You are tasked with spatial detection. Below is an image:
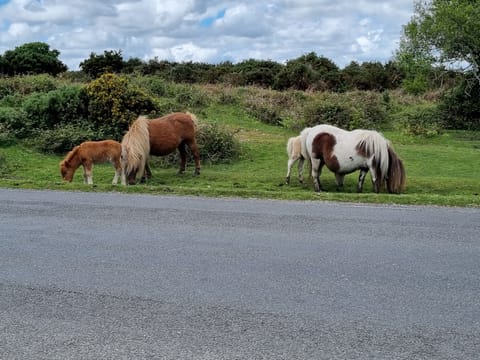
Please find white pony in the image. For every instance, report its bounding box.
[285,127,311,184]
[305,124,405,193]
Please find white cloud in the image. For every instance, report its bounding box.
[0,0,415,70]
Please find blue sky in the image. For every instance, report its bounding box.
[0,0,415,70]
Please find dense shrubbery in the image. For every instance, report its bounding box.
[31,123,96,154]
[196,122,242,163]
[22,85,87,129]
[392,104,443,137]
[297,91,389,131]
[440,76,480,131]
[0,74,58,98]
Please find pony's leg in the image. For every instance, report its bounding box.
[335,173,345,191]
[177,142,187,175]
[112,167,120,185]
[82,165,88,184]
[357,168,369,193]
[187,140,201,175]
[298,157,305,183]
[112,159,122,185]
[83,163,94,185]
[120,168,126,186]
[310,158,323,192]
[140,162,152,183]
[285,158,296,184]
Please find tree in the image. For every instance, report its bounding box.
[274,52,339,91]
[79,50,124,78]
[1,42,67,76]
[397,0,480,85]
[397,0,480,129]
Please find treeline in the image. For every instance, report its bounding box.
[82,50,408,92]
[0,42,456,93]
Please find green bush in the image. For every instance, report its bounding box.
[0,74,59,98]
[243,90,299,126]
[21,85,86,131]
[392,104,443,137]
[300,91,388,130]
[173,84,210,108]
[0,107,29,138]
[130,76,170,97]
[196,122,242,163]
[0,149,9,175]
[30,123,96,154]
[0,123,16,146]
[303,101,354,129]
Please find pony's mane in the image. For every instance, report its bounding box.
[61,145,80,166]
[121,116,150,176]
[355,129,390,180]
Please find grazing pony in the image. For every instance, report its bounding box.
[305,124,405,193]
[60,140,125,185]
[121,112,201,185]
[285,127,311,184]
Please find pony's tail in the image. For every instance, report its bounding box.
[121,116,150,179]
[186,111,199,132]
[286,137,296,157]
[386,147,406,194]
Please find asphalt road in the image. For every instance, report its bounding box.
[1,188,479,359]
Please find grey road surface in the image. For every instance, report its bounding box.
[0,188,479,359]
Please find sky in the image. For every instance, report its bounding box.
[0,0,415,71]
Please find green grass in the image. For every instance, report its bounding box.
[0,109,479,207]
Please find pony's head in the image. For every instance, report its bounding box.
[59,159,74,182]
[59,146,80,182]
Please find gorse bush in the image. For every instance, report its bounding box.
[84,73,158,139]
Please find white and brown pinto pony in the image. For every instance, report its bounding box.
[285,127,311,184]
[305,124,405,193]
[60,140,125,185]
[121,112,201,185]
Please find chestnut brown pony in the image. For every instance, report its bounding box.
[121,112,201,185]
[60,140,125,185]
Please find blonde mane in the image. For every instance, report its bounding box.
[354,130,390,181]
[121,116,151,178]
